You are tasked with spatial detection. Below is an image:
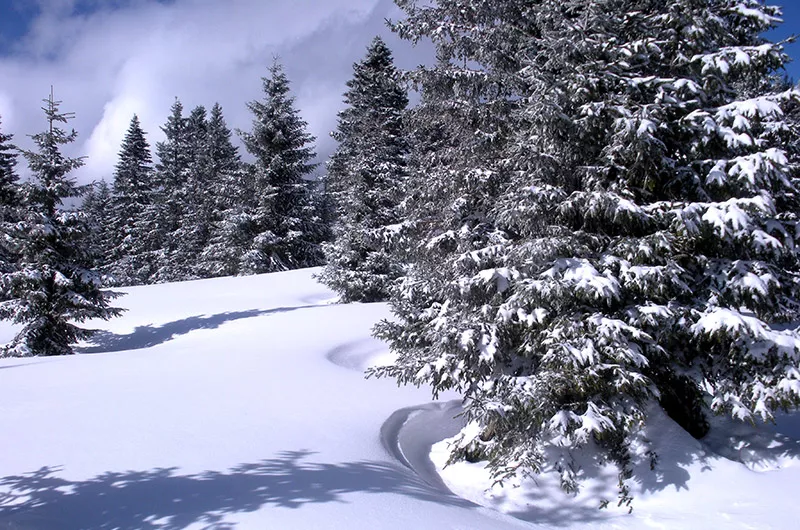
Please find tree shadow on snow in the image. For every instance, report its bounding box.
[629,408,800,495]
[460,409,714,525]
[0,362,48,371]
[0,450,471,530]
[701,411,800,473]
[77,306,316,354]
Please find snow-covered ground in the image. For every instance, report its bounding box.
[0,268,798,529]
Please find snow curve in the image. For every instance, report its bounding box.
[324,338,466,496]
[379,400,465,493]
[325,338,391,371]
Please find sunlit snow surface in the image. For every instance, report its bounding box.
[0,267,798,529]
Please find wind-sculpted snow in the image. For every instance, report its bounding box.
[325,338,465,494]
[325,338,393,371]
[379,400,464,493]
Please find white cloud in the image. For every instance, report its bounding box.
[0,92,15,131]
[0,0,428,183]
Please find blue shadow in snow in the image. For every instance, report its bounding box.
[78,306,315,354]
[0,450,470,530]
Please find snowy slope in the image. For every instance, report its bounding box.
[0,268,798,529]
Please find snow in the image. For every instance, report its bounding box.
[674,194,776,239]
[432,406,800,529]
[694,44,779,76]
[732,3,781,27]
[717,94,784,121]
[1,267,800,528]
[539,258,621,301]
[476,267,515,293]
[691,306,800,362]
[0,269,519,530]
[727,149,789,190]
[636,119,657,137]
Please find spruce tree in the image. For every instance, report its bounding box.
[197,103,248,278]
[371,0,800,501]
[238,61,326,273]
[82,180,114,274]
[318,37,409,302]
[207,103,240,176]
[169,105,210,281]
[152,99,190,283]
[0,92,123,357]
[109,114,158,286]
[0,116,20,276]
[0,116,17,216]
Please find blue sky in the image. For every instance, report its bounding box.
[766,1,800,82]
[0,1,798,183]
[0,1,176,52]
[0,3,27,53]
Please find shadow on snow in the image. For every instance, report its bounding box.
[78,306,317,354]
[0,450,471,530]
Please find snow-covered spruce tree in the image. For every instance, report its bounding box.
[167,104,211,281]
[371,0,524,404]
[82,180,114,273]
[108,114,159,286]
[0,116,20,276]
[197,103,248,278]
[237,61,326,273]
[0,116,18,215]
[0,93,123,357]
[318,37,409,302]
[151,99,191,283]
[371,0,800,502]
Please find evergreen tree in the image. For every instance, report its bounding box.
[82,180,114,274]
[202,205,259,277]
[237,61,326,273]
[0,116,18,217]
[109,114,158,285]
[0,92,123,357]
[152,99,190,283]
[169,105,211,281]
[0,116,20,276]
[318,37,409,302]
[371,0,800,502]
[207,103,241,176]
[197,103,248,278]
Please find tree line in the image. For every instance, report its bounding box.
[87,62,328,286]
[0,61,330,356]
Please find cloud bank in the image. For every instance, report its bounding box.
[0,0,428,183]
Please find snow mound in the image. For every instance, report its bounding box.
[326,337,396,371]
[704,412,800,472]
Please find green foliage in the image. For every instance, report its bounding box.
[82,180,115,275]
[108,114,159,285]
[0,116,19,276]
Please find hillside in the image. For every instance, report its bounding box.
[0,268,798,529]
